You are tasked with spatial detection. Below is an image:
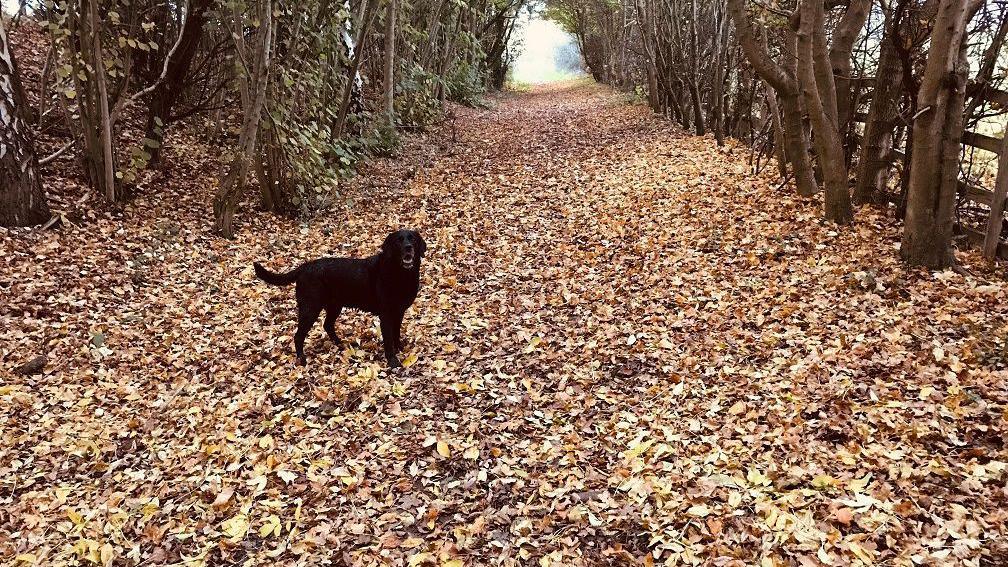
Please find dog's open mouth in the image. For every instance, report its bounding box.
[401,252,415,269]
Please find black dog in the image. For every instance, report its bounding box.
[254,230,426,368]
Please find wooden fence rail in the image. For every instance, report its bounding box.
[850,78,1008,261]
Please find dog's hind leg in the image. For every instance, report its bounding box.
[294,300,322,365]
[323,307,343,345]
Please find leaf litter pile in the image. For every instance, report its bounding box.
[3,82,1008,566]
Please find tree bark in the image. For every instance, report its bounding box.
[687,0,705,135]
[853,12,902,205]
[0,17,50,227]
[711,2,730,145]
[729,0,818,197]
[213,0,273,238]
[828,0,870,140]
[798,0,851,224]
[982,130,1008,261]
[143,0,213,166]
[963,13,1008,127]
[765,86,788,178]
[334,0,377,139]
[87,0,117,201]
[383,0,397,122]
[900,0,980,268]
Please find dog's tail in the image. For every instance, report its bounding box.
[254,262,302,286]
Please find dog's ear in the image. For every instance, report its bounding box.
[414,231,427,257]
[381,232,398,255]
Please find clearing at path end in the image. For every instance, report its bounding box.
[3,82,1007,565]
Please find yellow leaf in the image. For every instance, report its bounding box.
[464,446,480,459]
[401,537,424,549]
[409,552,435,567]
[67,509,84,525]
[100,543,115,566]
[728,401,746,415]
[141,498,160,520]
[247,475,268,492]
[686,504,710,517]
[747,468,770,487]
[764,507,778,529]
[402,352,418,367]
[812,474,838,490]
[847,541,875,565]
[221,513,250,540]
[437,440,451,458]
[15,554,37,565]
[625,438,655,460]
[259,514,281,538]
[524,336,542,353]
[848,473,872,493]
[73,538,101,562]
[443,560,464,567]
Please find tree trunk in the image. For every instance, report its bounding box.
[853,14,902,205]
[780,91,819,197]
[900,0,979,268]
[765,85,788,178]
[963,14,1008,127]
[798,0,851,224]
[0,18,50,227]
[711,3,730,146]
[828,0,870,144]
[213,0,273,239]
[383,0,397,122]
[729,0,818,197]
[87,0,117,201]
[144,0,213,166]
[688,0,705,135]
[334,0,377,139]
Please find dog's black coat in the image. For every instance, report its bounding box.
[254,230,426,368]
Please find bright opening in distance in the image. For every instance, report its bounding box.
[510,14,582,85]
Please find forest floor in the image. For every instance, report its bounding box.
[3,82,1008,566]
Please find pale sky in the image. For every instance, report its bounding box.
[511,15,580,84]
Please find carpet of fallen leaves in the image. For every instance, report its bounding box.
[3,81,1008,567]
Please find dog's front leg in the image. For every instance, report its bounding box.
[379,314,402,368]
[391,311,406,353]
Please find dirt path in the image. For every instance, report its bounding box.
[2,82,1007,565]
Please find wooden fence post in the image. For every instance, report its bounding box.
[983,131,1008,261]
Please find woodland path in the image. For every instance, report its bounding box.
[2,82,1007,565]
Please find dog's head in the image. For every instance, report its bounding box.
[382,230,426,271]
